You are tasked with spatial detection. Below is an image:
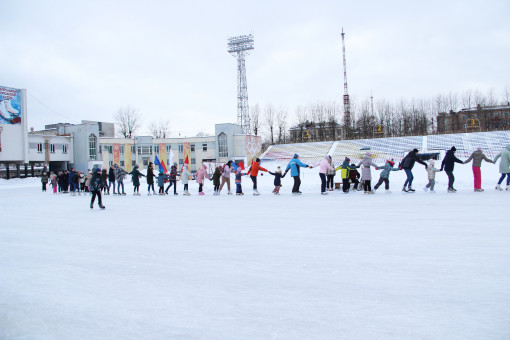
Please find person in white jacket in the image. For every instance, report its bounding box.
[181,164,192,196]
[312,156,335,195]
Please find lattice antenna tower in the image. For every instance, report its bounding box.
[341,28,351,137]
[228,34,254,134]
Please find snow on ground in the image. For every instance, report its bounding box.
[1,163,509,340]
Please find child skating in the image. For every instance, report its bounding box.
[213,166,221,195]
[195,164,211,195]
[423,159,441,193]
[157,169,168,195]
[374,159,399,193]
[181,164,192,196]
[268,166,286,195]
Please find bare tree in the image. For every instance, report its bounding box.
[250,104,261,136]
[462,89,473,109]
[276,107,288,144]
[196,131,211,137]
[114,105,142,138]
[503,86,510,105]
[264,104,275,145]
[487,88,497,106]
[149,120,170,138]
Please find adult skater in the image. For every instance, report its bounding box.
[440,146,464,192]
[312,155,335,195]
[146,162,156,195]
[493,144,510,191]
[114,164,128,195]
[247,158,268,195]
[284,154,312,195]
[165,162,178,195]
[108,165,116,195]
[129,164,145,195]
[400,148,427,192]
[463,147,494,192]
[41,172,48,192]
[357,152,379,194]
[218,160,233,195]
[89,168,106,209]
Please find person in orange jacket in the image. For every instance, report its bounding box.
[247,158,268,195]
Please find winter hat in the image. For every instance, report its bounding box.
[256,158,261,163]
[366,152,372,156]
[345,157,350,162]
[294,153,299,158]
[451,146,456,152]
[413,148,419,153]
[326,155,332,160]
[276,166,282,173]
[159,169,164,174]
[95,168,101,173]
[183,163,188,168]
[173,162,178,166]
[477,146,483,151]
[428,159,435,166]
[386,159,395,166]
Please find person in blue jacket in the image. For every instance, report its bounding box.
[284,154,312,195]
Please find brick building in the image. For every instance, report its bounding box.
[437,104,510,133]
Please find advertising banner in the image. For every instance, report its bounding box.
[125,144,132,172]
[113,143,120,165]
[183,142,191,165]
[159,143,167,167]
[0,86,22,125]
[245,135,262,165]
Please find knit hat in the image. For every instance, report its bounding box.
[345,157,350,162]
[413,148,419,153]
[173,162,178,166]
[366,152,372,156]
[95,168,101,173]
[294,154,299,158]
[256,158,261,163]
[386,159,395,166]
[159,169,164,173]
[451,146,456,152]
[326,155,332,160]
[276,166,282,174]
[477,146,483,151]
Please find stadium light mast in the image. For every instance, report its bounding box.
[341,28,351,138]
[228,34,254,135]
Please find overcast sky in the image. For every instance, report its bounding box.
[2,0,509,137]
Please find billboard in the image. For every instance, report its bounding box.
[0,86,22,125]
[245,135,262,165]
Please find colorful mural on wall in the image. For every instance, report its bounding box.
[0,86,22,125]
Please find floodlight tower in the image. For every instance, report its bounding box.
[341,28,351,138]
[228,34,254,134]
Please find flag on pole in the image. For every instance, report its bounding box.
[238,160,245,170]
[154,156,167,174]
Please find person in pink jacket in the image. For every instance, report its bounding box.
[313,155,335,195]
[195,164,211,195]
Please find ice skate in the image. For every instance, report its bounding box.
[228,191,233,195]
[402,186,408,192]
[321,192,328,195]
[448,188,457,193]
[253,190,260,196]
[99,204,105,209]
[495,184,503,191]
[506,186,510,191]
[199,192,205,196]
[174,193,179,196]
[423,187,428,192]
[385,189,392,194]
[429,189,436,193]
[407,187,415,192]
[90,203,93,209]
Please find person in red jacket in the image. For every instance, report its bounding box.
[247,158,268,195]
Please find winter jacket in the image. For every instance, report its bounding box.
[350,168,360,181]
[147,166,155,184]
[168,165,178,181]
[68,171,75,185]
[235,168,245,184]
[85,173,92,187]
[357,155,379,181]
[101,170,108,184]
[464,150,493,168]
[377,163,399,179]
[195,165,211,184]
[335,160,359,180]
[157,173,168,187]
[89,172,106,192]
[114,164,128,182]
[493,145,510,174]
[222,164,232,178]
[326,160,336,176]
[50,177,57,187]
[212,168,221,186]
[181,168,191,185]
[285,158,309,177]
[401,151,427,170]
[313,157,335,174]
[427,166,440,180]
[41,174,48,183]
[441,150,463,172]
[129,167,145,186]
[108,167,115,181]
[268,171,285,186]
[248,161,268,177]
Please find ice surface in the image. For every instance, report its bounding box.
[1,163,509,339]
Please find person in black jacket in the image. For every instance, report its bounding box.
[146,162,156,195]
[89,168,106,209]
[108,165,116,195]
[268,166,286,195]
[440,146,464,192]
[400,149,427,192]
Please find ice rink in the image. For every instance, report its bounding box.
[1,163,509,339]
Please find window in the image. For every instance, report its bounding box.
[166,145,172,153]
[63,144,68,154]
[202,143,207,151]
[191,158,196,165]
[50,144,55,153]
[120,160,125,166]
[89,134,97,160]
[179,159,183,164]
[132,160,136,166]
[137,146,152,155]
[154,145,159,154]
[143,159,148,166]
[191,144,195,151]
[218,133,228,157]
[37,143,43,153]
[109,161,113,166]
[178,144,183,152]
[131,146,135,153]
[119,145,124,154]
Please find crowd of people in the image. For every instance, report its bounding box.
[38,144,510,209]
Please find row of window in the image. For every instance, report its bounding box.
[35,143,68,154]
[108,158,198,167]
[102,143,209,154]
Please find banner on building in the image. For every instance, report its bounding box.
[245,135,262,165]
[124,144,132,172]
[183,142,191,165]
[113,143,120,165]
[159,143,167,167]
[0,86,22,125]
